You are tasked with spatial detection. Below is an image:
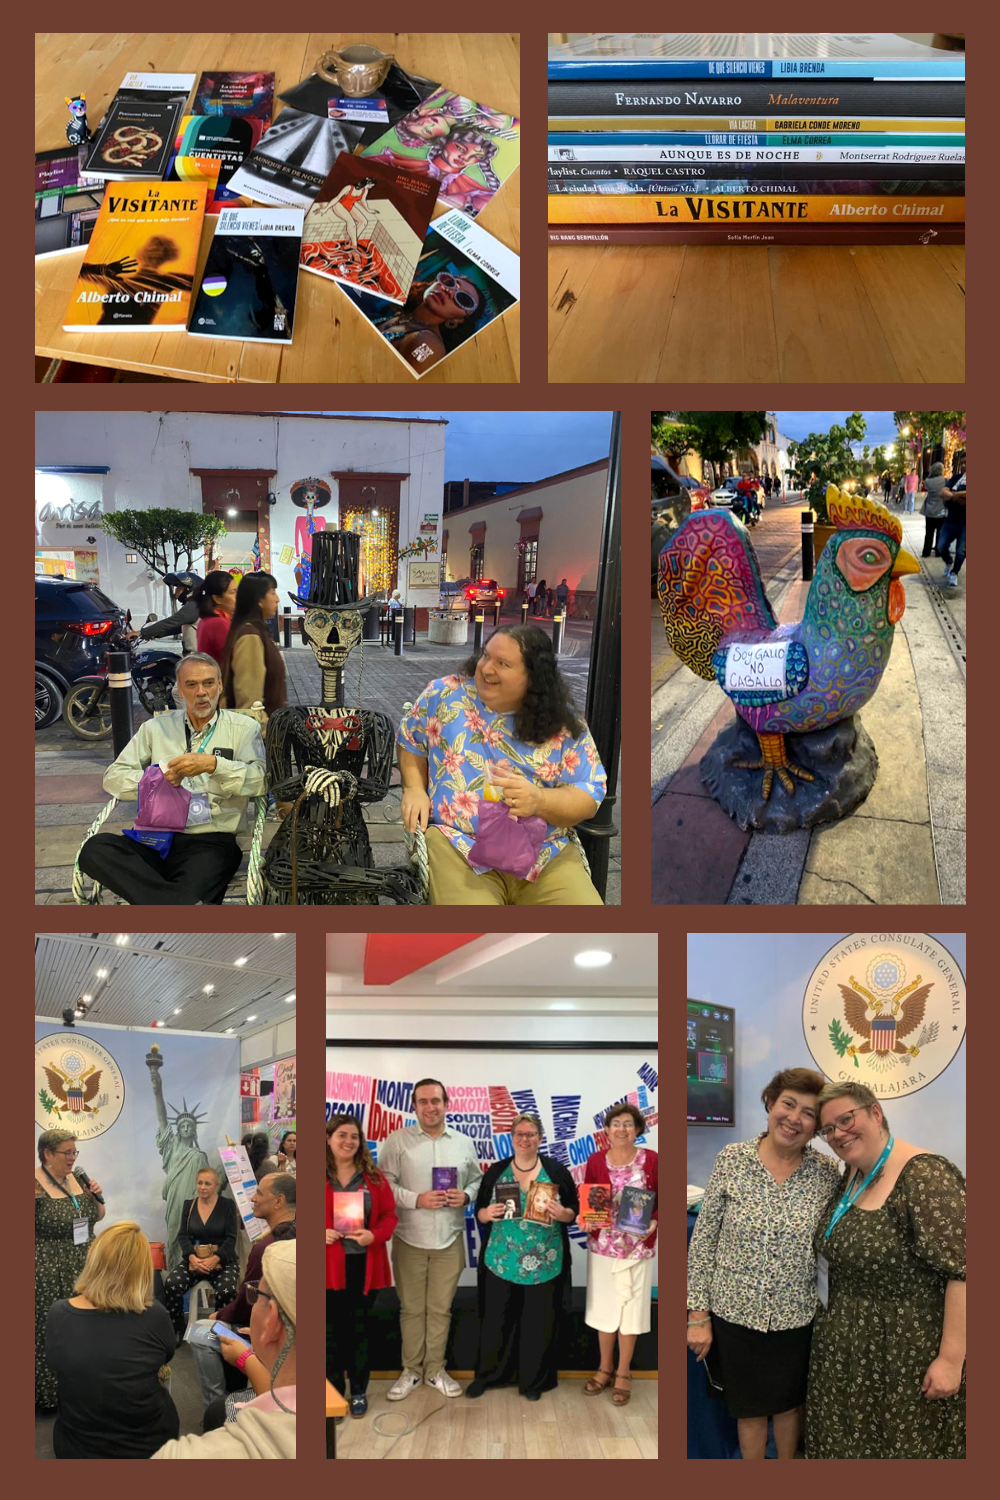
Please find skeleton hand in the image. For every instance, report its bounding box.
[302,767,358,807]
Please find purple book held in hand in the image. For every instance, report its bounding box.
[433,1166,458,1191]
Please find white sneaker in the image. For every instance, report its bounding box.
[386,1370,422,1401]
[425,1369,464,1397]
[947,573,960,587]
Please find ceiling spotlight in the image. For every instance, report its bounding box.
[174,1008,182,1015]
[116,934,128,945]
[273,933,285,938]
[234,956,248,966]
[284,993,295,1004]
[96,968,108,978]
[225,1027,235,1034]
[82,994,92,1003]
[203,984,215,994]
[246,1015,257,1023]
[574,950,613,968]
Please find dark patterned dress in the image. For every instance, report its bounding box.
[806,1154,966,1458]
[35,1190,101,1407]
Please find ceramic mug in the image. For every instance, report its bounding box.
[317,44,393,97]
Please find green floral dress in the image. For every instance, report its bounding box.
[35,1190,101,1407]
[484,1166,563,1285]
[805,1154,966,1459]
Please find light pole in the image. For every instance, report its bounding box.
[576,412,620,900]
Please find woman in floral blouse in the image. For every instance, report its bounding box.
[584,1103,659,1407]
[397,626,606,904]
[686,1067,840,1459]
[468,1114,579,1401]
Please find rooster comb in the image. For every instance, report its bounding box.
[827,484,902,544]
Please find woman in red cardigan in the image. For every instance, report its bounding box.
[582,1103,658,1407]
[193,571,238,667]
[326,1114,398,1419]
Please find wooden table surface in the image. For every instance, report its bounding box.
[326,1380,349,1417]
[35,33,520,383]
[548,240,965,382]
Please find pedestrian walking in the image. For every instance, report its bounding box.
[936,457,966,587]
[545,586,554,616]
[526,579,537,611]
[555,578,570,613]
[919,463,949,559]
[534,579,547,617]
[881,471,893,505]
[904,469,918,513]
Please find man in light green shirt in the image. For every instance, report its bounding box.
[77,653,265,904]
[380,1078,483,1402]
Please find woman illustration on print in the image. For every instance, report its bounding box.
[291,477,331,602]
[366,266,491,374]
[366,89,516,217]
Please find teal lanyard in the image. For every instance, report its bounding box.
[185,712,219,757]
[824,1135,894,1239]
[43,1167,80,1211]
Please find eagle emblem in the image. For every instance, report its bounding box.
[43,1061,103,1115]
[828,953,940,1073]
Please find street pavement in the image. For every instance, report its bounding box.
[651,493,965,905]
[36,610,620,905]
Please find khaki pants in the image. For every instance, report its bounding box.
[426,826,603,905]
[391,1234,466,1376]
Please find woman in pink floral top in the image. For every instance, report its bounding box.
[582,1104,658,1406]
[397,626,606,904]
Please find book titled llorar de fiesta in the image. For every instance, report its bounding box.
[188,207,304,344]
[62,181,208,331]
[548,194,964,224]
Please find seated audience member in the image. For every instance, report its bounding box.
[261,1131,297,1179]
[163,1168,241,1340]
[327,1113,398,1417]
[397,627,607,905]
[77,653,265,905]
[187,1173,296,1419]
[45,1222,179,1460]
[245,1131,271,1181]
[152,1240,296,1459]
[194,571,239,666]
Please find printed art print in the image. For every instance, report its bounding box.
[361,87,520,218]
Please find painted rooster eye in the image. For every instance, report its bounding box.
[862,551,879,564]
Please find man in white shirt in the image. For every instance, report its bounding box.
[77,653,265,904]
[379,1079,483,1400]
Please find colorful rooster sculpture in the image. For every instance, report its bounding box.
[658,484,920,798]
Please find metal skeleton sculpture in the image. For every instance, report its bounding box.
[262,530,422,904]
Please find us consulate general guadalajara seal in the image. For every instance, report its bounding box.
[35,1032,126,1139]
[802,933,966,1098]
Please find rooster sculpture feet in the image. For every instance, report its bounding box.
[734,732,816,800]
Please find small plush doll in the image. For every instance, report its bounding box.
[65,94,91,146]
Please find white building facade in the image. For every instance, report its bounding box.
[35,411,447,625]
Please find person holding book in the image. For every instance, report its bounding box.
[378,1079,483,1401]
[584,1102,660,1408]
[468,1112,578,1402]
[326,1113,398,1419]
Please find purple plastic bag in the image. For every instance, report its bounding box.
[468,799,547,880]
[134,765,192,832]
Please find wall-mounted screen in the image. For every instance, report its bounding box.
[687,998,735,1125]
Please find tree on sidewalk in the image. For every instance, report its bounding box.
[101,509,228,578]
[893,411,966,480]
[785,412,868,520]
[652,411,769,477]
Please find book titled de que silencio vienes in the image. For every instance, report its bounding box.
[547,33,966,81]
[301,151,440,306]
[62,180,208,332]
[337,207,520,380]
[332,1191,365,1235]
[547,194,965,224]
[188,207,304,343]
[616,1185,655,1235]
[494,1182,522,1218]
[432,1166,459,1191]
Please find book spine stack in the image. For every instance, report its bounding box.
[547,40,965,246]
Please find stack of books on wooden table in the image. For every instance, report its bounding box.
[547,33,965,246]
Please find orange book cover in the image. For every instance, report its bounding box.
[548,193,965,224]
[63,180,208,331]
[578,1182,613,1230]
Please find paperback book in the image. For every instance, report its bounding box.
[577,1183,613,1230]
[616,1185,655,1235]
[62,180,208,331]
[550,132,963,149]
[165,146,223,211]
[169,115,266,211]
[187,207,304,344]
[547,33,966,80]
[361,87,520,219]
[548,194,965,224]
[35,145,104,257]
[194,70,274,123]
[549,138,964,165]
[226,108,363,209]
[301,151,439,304]
[548,79,965,119]
[549,177,964,196]
[547,159,965,181]
[432,1166,459,1191]
[332,1191,365,1235]
[523,1180,558,1224]
[82,72,195,181]
[337,208,520,379]
[494,1182,522,1218]
[549,115,965,135]
[548,222,966,245]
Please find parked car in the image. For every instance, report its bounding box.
[652,455,711,582]
[464,578,504,617]
[35,575,129,729]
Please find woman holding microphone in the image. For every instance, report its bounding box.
[35,1129,106,1408]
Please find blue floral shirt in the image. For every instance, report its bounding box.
[397,675,607,881]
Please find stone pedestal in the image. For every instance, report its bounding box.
[700,714,879,832]
[428,612,468,646]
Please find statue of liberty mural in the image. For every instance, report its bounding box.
[144,1044,210,1269]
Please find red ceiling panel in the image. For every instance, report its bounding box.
[363,934,485,987]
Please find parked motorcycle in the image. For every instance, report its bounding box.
[62,638,180,739]
[732,485,762,528]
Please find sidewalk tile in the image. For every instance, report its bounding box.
[651,789,749,904]
[36,775,108,804]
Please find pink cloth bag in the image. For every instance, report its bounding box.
[468,799,547,880]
